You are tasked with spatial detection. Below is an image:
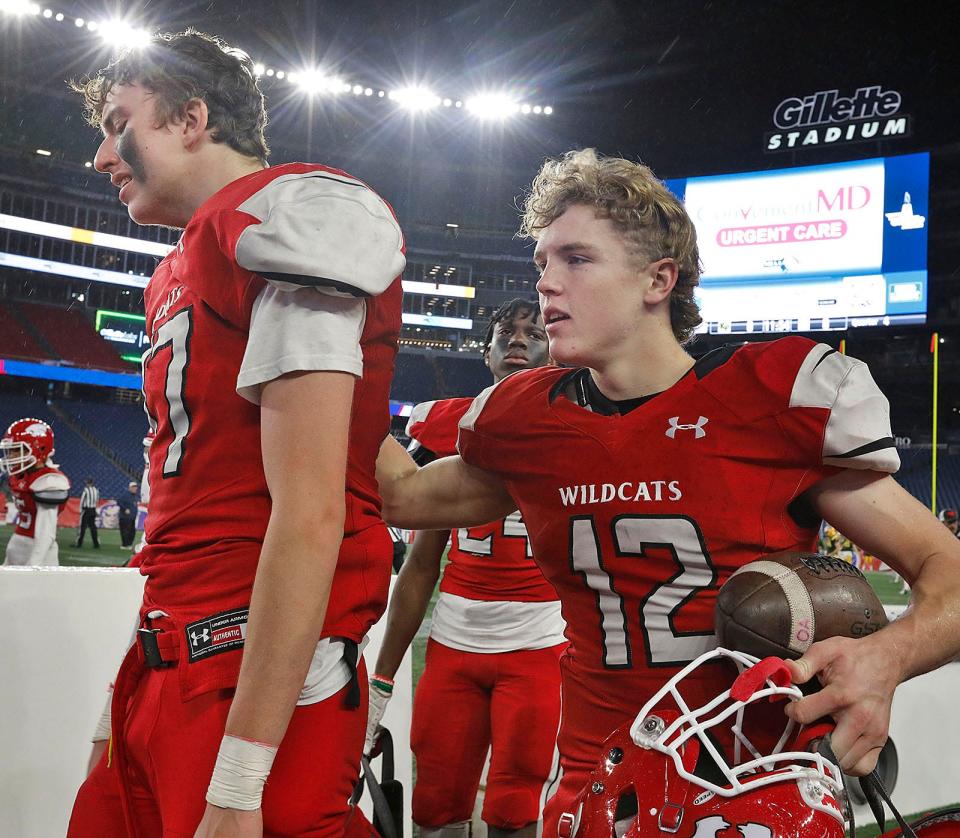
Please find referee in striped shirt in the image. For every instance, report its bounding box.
[76,477,100,549]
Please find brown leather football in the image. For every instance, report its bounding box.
[715,551,888,660]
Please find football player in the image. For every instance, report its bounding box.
[366,300,565,838]
[377,149,960,833]
[68,30,404,837]
[130,429,153,561]
[0,418,70,566]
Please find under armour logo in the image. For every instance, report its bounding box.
[665,416,709,439]
[190,628,210,646]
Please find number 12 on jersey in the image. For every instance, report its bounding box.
[570,514,718,669]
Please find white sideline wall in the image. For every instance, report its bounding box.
[0,567,413,838]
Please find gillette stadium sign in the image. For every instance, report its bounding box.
[765,85,911,152]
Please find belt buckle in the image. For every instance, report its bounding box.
[138,628,167,668]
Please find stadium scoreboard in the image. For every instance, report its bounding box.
[666,152,929,335]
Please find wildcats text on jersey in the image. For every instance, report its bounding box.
[558,480,683,507]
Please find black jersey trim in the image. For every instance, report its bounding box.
[549,368,661,416]
[258,271,371,298]
[812,348,837,371]
[692,344,739,380]
[830,436,896,459]
[410,445,438,466]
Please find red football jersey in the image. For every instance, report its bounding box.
[140,163,403,696]
[458,338,898,718]
[9,466,69,537]
[406,398,558,602]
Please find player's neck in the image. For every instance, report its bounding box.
[589,335,694,401]
[175,151,265,226]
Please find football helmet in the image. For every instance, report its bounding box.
[0,418,55,476]
[558,648,846,838]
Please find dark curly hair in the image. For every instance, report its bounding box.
[71,29,269,165]
[521,148,702,344]
[483,298,542,356]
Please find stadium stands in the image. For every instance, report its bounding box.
[894,446,960,512]
[16,301,127,371]
[0,394,137,499]
[0,301,51,361]
[54,400,146,476]
[390,353,437,404]
[434,353,489,397]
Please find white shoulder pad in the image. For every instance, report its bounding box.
[30,471,70,503]
[458,381,501,435]
[404,400,437,439]
[235,171,406,298]
[789,344,899,472]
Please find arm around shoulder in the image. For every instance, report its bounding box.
[377,435,516,530]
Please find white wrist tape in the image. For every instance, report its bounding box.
[205,734,278,811]
[92,685,113,743]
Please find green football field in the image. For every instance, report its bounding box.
[0,524,133,567]
[2,528,944,832]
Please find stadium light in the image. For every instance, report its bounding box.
[465,93,519,120]
[389,86,441,112]
[295,69,341,95]
[98,18,151,48]
[0,1,41,16]
[253,63,265,76]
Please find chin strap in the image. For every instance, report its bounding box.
[858,769,916,838]
[815,735,916,838]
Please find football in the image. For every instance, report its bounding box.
[715,551,888,660]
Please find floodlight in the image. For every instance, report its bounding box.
[98,19,151,47]
[42,8,51,17]
[442,98,452,107]
[295,69,325,94]
[0,1,40,15]
[275,70,285,79]
[465,93,519,120]
[543,105,553,115]
[74,17,84,26]
[35,149,51,156]
[520,104,531,114]
[352,84,363,95]
[253,63,265,76]
[54,11,61,19]
[364,87,373,96]
[390,86,441,112]
[266,68,274,77]
[532,105,542,114]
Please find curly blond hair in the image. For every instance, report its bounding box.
[520,148,702,343]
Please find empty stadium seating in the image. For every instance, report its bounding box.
[894,446,960,512]
[16,301,127,371]
[0,394,137,499]
[0,302,50,362]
